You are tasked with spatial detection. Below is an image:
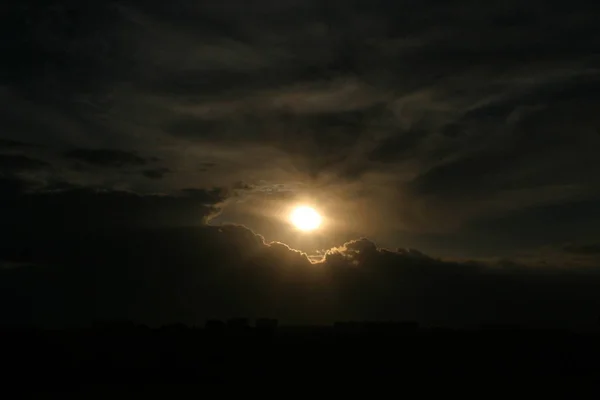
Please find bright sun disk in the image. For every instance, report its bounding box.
[290,206,322,231]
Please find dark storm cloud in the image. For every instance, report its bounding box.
[0,176,28,196]
[2,0,600,260]
[368,126,428,164]
[166,118,222,140]
[410,74,600,197]
[324,238,434,266]
[563,243,600,255]
[1,1,132,98]
[0,139,40,149]
[142,167,172,179]
[2,225,600,329]
[410,151,517,197]
[0,178,228,235]
[180,187,230,204]
[64,149,148,168]
[198,162,217,172]
[0,154,49,172]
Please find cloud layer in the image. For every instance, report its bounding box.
[2,1,600,328]
[3,1,600,247]
[2,222,600,329]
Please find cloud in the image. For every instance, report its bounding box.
[0,176,28,196]
[180,187,229,203]
[0,179,229,234]
[63,149,148,168]
[324,238,433,265]
[5,0,600,336]
[563,243,600,255]
[0,138,39,149]
[0,154,49,173]
[142,167,172,179]
[2,1,132,97]
[2,0,600,260]
[2,223,600,329]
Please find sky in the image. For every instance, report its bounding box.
[2,0,600,329]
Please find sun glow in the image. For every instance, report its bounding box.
[290,206,322,231]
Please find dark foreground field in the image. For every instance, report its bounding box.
[3,321,600,390]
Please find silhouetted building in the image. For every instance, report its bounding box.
[334,321,364,335]
[256,318,278,330]
[160,323,189,334]
[362,321,419,334]
[93,320,136,332]
[227,318,249,330]
[205,319,225,334]
[480,323,523,331]
[391,321,419,332]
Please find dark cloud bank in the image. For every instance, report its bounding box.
[63,148,148,168]
[2,0,600,240]
[1,180,600,331]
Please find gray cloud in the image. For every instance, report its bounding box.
[0,139,40,149]
[3,224,600,328]
[0,182,228,235]
[2,0,600,258]
[563,243,600,255]
[64,149,148,168]
[0,154,49,173]
[142,167,172,179]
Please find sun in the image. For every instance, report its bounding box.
[290,206,322,231]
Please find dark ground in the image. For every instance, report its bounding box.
[3,320,600,390]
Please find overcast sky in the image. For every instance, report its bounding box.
[2,1,600,328]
